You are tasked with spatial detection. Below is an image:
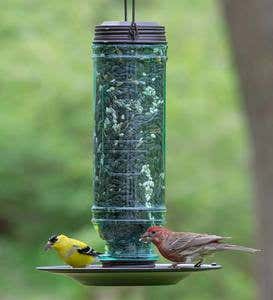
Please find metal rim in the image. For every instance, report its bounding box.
[37,263,222,273]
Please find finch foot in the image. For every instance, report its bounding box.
[170,263,179,269]
[194,260,203,268]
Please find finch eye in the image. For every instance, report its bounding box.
[151,231,156,235]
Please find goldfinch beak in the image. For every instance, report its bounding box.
[44,242,52,251]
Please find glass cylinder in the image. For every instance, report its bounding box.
[92,22,167,264]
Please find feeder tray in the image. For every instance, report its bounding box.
[37,263,222,286]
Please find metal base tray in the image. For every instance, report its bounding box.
[37,263,221,286]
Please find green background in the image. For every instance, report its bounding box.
[0,0,257,299]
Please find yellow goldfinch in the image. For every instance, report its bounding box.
[45,234,102,268]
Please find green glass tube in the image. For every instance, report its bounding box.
[92,42,167,263]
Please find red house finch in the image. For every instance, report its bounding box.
[140,226,261,268]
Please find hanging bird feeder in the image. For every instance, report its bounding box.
[37,0,221,285]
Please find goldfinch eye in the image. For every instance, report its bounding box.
[49,234,58,243]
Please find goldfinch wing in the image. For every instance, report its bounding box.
[69,238,88,248]
[77,246,102,256]
[64,245,81,259]
[64,245,96,259]
[66,238,102,257]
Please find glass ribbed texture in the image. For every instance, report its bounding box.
[92,44,167,262]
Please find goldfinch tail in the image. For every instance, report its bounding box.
[92,251,103,257]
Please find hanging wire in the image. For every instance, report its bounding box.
[123,0,136,23]
[124,0,128,21]
[132,0,135,23]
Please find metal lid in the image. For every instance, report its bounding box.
[93,21,167,44]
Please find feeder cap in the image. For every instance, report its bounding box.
[93,21,167,44]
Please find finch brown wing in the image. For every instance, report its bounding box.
[165,232,228,253]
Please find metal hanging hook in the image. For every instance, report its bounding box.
[129,0,138,40]
[124,0,138,40]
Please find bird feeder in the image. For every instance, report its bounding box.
[92,17,167,267]
[38,0,221,285]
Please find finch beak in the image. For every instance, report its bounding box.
[139,233,151,243]
[44,242,52,251]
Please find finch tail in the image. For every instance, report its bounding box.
[220,244,262,253]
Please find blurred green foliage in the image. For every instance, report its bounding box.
[0,0,257,299]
